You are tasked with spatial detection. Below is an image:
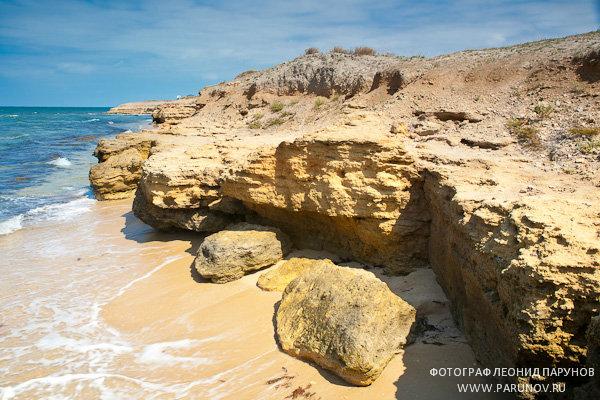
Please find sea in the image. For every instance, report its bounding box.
[0,107,151,236]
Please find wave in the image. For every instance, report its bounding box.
[0,114,18,118]
[0,214,24,235]
[0,197,94,236]
[83,118,100,123]
[47,157,72,168]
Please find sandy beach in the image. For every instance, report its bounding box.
[0,199,508,399]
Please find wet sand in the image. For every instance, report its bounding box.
[0,199,507,399]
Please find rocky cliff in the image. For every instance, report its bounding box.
[93,32,600,397]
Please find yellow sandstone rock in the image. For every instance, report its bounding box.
[276,265,416,386]
[257,257,336,291]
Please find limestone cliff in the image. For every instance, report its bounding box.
[93,32,600,396]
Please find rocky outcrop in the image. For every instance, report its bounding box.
[257,257,336,291]
[89,148,144,200]
[93,133,154,162]
[246,53,413,97]
[131,143,255,231]
[89,133,157,200]
[276,265,416,386]
[194,223,292,283]
[423,164,600,389]
[132,188,234,232]
[223,136,430,274]
[107,100,180,115]
[151,97,203,125]
[91,31,600,396]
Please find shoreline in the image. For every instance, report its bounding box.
[0,199,505,399]
[0,108,153,237]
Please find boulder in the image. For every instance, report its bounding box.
[257,257,336,291]
[275,265,416,386]
[194,223,292,283]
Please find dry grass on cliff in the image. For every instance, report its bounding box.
[569,127,600,136]
[507,118,542,148]
[353,46,377,56]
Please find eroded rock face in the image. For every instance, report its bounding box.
[89,148,144,200]
[423,167,600,385]
[132,188,234,232]
[194,223,292,283]
[574,316,600,399]
[151,98,202,125]
[223,137,430,274]
[130,143,257,231]
[257,257,336,291]
[276,265,416,386]
[89,133,156,199]
[249,53,409,97]
[90,32,600,395]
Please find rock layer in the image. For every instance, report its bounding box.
[223,136,430,274]
[276,265,416,386]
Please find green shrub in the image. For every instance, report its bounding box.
[247,120,262,129]
[533,104,554,119]
[506,118,541,147]
[569,127,600,136]
[578,139,600,154]
[270,101,285,113]
[247,113,263,129]
[314,97,327,110]
[264,117,285,127]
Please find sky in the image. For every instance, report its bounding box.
[0,0,598,107]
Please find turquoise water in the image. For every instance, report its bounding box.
[0,107,151,234]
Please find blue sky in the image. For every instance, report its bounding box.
[0,0,598,107]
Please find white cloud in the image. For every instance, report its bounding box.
[0,0,598,104]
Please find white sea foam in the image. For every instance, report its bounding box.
[27,197,94,222]
[138,339,213,366]
[107,121,114,125]
[0,197,93,236]
[47,157,72,167]
[0,214,23,235]
[83,118,100,122]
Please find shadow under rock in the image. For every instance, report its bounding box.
[120,211,204,254]
[189,261,212,284]
[394,342,514,400]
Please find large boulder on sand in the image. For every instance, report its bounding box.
[275,265,416,386]
[257,257,336,291]
[194,223,291,283]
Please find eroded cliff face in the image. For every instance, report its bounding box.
[91,32,600,396]
[424,166,600,377]
[222,137,430,273]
